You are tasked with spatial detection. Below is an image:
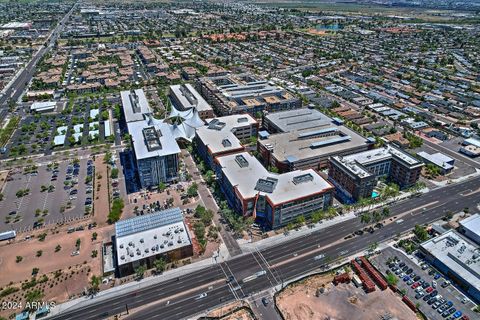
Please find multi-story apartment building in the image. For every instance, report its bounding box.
[196,73,301,116]
[328,145,423,203]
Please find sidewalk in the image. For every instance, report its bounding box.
[48,244,231,317]
[239,211,357,252]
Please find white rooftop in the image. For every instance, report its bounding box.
[128,116,181,160]
[115,208,191,266]
[216,152,333,204]
[417,151,454,171]
[421,230,480,294]
[459,214,480,242]
[30,101,56,112]
[196,114,257,155]
[121,89,152,123]
[170,84,212,112]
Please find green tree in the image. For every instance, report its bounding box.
[135,265,146,280]
[204,170,215,185]
[16,256,23,263]
[414,224,428,242]
[55,245,61,252]
[25,290,44,310]
[158,182,166,192]
[386,273,398,286]
[154,257,166,274]
[382,207,390,218]
[295,215,306,227]
[360,213,371,224]
[89,275,101,294]
[187,182,198,197]
[110,168,119,179]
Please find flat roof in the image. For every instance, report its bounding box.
[259,124,369,164]
[332,145,422,178]
[417,151,454,170]
[421,230,480,293]
[115,208,191,266]
[128,117,181,160]
[170,84,212,112]
[216,152,333,205]
[30,101,56,111]
[459,214,480,243]
[196,114,257,155]
[265,108,333,133]
[121,89,152,123]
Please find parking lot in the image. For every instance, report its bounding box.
[1,96,119,160]
[0,158,95,233]
[372,247,476,320]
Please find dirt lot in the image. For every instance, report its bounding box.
[276,272,417,320]
[93,155,110,226]
[0,224,114,318]
[207,301,254,320]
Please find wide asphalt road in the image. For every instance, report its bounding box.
[47,175,480,320]
[0,3,76,121]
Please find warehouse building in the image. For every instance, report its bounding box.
[113,208,193,277]
[197,73,301,116]
[215,152,334,229]
[258,109,371,172]
[328,145,423,203]
[169,84,214,120]
[420,229,480,303]
[195,114,258,169]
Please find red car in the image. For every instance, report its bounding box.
[425,287,434,293]
[411,282,419,289]
[461,316,469,320]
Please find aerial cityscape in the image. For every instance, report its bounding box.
[0,0,479,319]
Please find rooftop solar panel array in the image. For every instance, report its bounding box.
[115,207,183,238]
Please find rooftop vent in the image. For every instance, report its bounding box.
[235,155,249,168]
[293,173,314,185]
[255,177,278,193]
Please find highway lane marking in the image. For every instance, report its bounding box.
[82,280,226,320]
[461,187,480,197]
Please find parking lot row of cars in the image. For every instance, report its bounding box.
[387,259,469,320]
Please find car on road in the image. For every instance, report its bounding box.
[196,293,207,299]
[262,297,269,306]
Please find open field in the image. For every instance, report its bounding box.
[256,1,475,21]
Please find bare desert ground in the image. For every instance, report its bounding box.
[277,273,417,320]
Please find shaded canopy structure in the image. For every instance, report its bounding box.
[166,104,205,141]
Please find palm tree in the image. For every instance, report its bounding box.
[360,213,371,224]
